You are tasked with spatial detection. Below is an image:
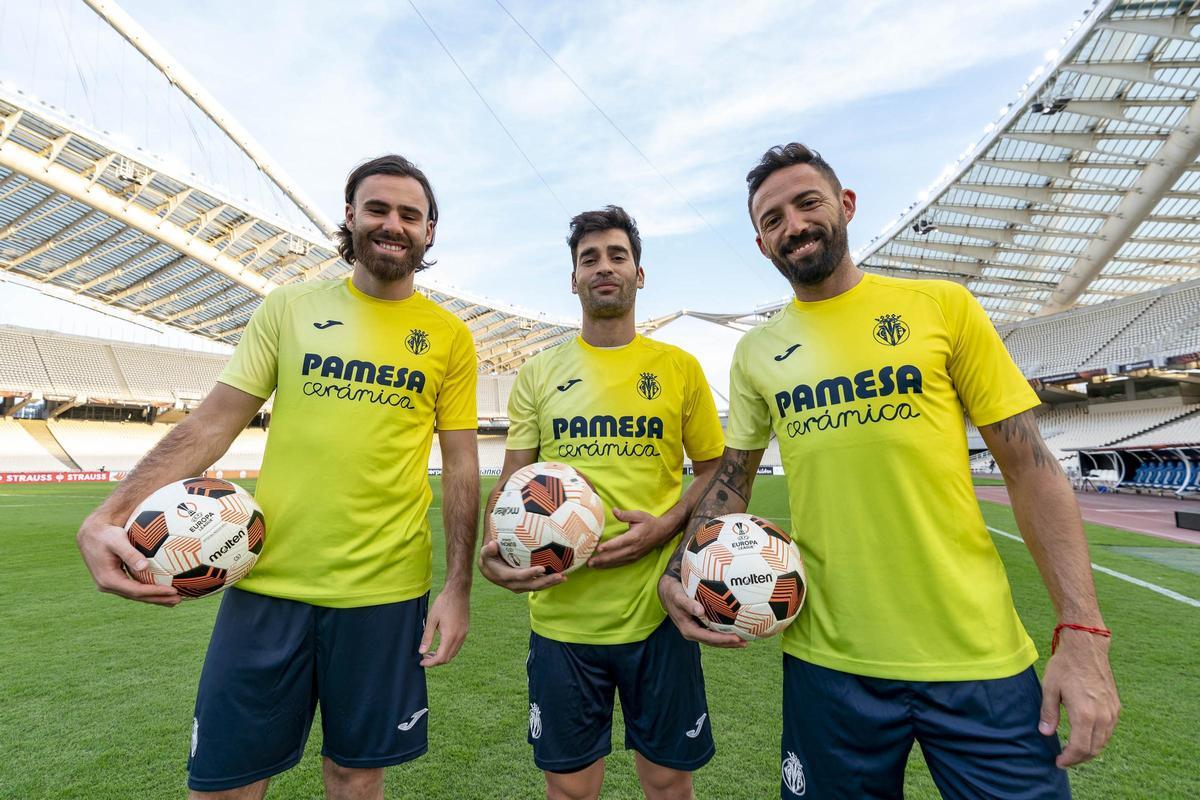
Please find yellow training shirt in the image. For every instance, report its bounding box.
[217,278,477,608]
[506,335,724,644]
[726,273,1040,680]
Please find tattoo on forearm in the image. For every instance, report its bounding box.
[988,411,1059,473]
[664,450,756,580]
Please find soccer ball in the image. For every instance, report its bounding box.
[125,477,265,599]
[492,462,605,575]
[682,513,806,640]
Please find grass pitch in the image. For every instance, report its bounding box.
[1,477,1198,798]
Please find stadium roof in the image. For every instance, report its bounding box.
[4,0,1200,363]
[0,82,597,372]
[0,0,607,374]
[707,0,1200,328]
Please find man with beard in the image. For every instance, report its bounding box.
[76,155,480,800]
[659,144,1120,799]
[479,206,725,800]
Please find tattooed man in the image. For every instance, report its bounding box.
[659,144,1119,800]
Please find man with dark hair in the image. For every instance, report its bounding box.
[77,155,480,800]
[660,144,1120,799]
[336,154,439,271]
[479,205,725,800]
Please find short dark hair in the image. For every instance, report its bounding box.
[745,143,842,224]
[336,154,438,267]
[567,205,642,268]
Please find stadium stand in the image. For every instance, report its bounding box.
[1000,297,1154,378]
[996,278,1200,379]
[0,328,53,392]
[111,343,226,402]
[1111,409,1200,449]
[211,428,270,472]
[477,375,517,421]
[1082,284,1200,371]
[0,418,71,471]
[1038,400,1196,460]
[47,419,169,470]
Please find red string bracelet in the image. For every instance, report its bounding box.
[1051,623,1112,654]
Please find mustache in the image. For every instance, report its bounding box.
[783,229,826,254]
[372,234,412,247]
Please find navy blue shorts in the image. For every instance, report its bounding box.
[780,656,1069,799]
[187,588,430,792]
[527,618,714,774]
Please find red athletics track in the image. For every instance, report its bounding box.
[975,482,1200,546]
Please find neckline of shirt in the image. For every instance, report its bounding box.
[575,333,643,353]
[342,276,421,307]
[788,272,875,315]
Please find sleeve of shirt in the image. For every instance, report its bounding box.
[943,283,1039,427]
[217,289,283,400]
[724,334,773,450]
[435,319,479,431]
[680,353,725,462]
[504,359,541,451]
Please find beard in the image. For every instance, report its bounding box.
[579,278,637,320]
[769,213,849,287]
[352,226,426,282]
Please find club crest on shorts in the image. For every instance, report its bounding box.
[873,313,910,347]
[529,702,542,739]
[637,371,661,400]
[190,717,199,758]
[406,328,430,355]
[782,751,806,795]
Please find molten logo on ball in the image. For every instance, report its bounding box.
[127,477,265,599]
[682,513,806,640]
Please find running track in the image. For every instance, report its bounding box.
[976,483,1200,546]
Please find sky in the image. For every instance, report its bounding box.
[0,0,1090,387]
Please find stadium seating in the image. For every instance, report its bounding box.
[0,329,53,392]
[997,278,1200,377]
[47,420,171,470]
[1116,410,1200,449]
[1082,284,1200,371]
[0,418,71,471]
[111,343,226,402]
[1001,298,1152,378]
[1037,402,1194,461]
[212,428,270,472]
[32,333,128,399]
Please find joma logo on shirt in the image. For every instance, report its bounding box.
[301,353,426,393]
[551,415,664,440]
[775,365,922,418]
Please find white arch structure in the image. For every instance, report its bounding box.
[708,0,1200,329]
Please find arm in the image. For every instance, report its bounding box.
[980,410,1120,767]
[419,428,479,667]
[658,447,765,647]
[589,456,721,568]
[75,383,266,606]
[477,448,568,593]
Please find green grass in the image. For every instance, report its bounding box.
[1,478,1198,798]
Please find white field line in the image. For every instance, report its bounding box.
[987,525,1200,609]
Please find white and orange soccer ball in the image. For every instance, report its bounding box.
[125,477,265,599]
[491,462,605,575]
[682,513,807,641]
